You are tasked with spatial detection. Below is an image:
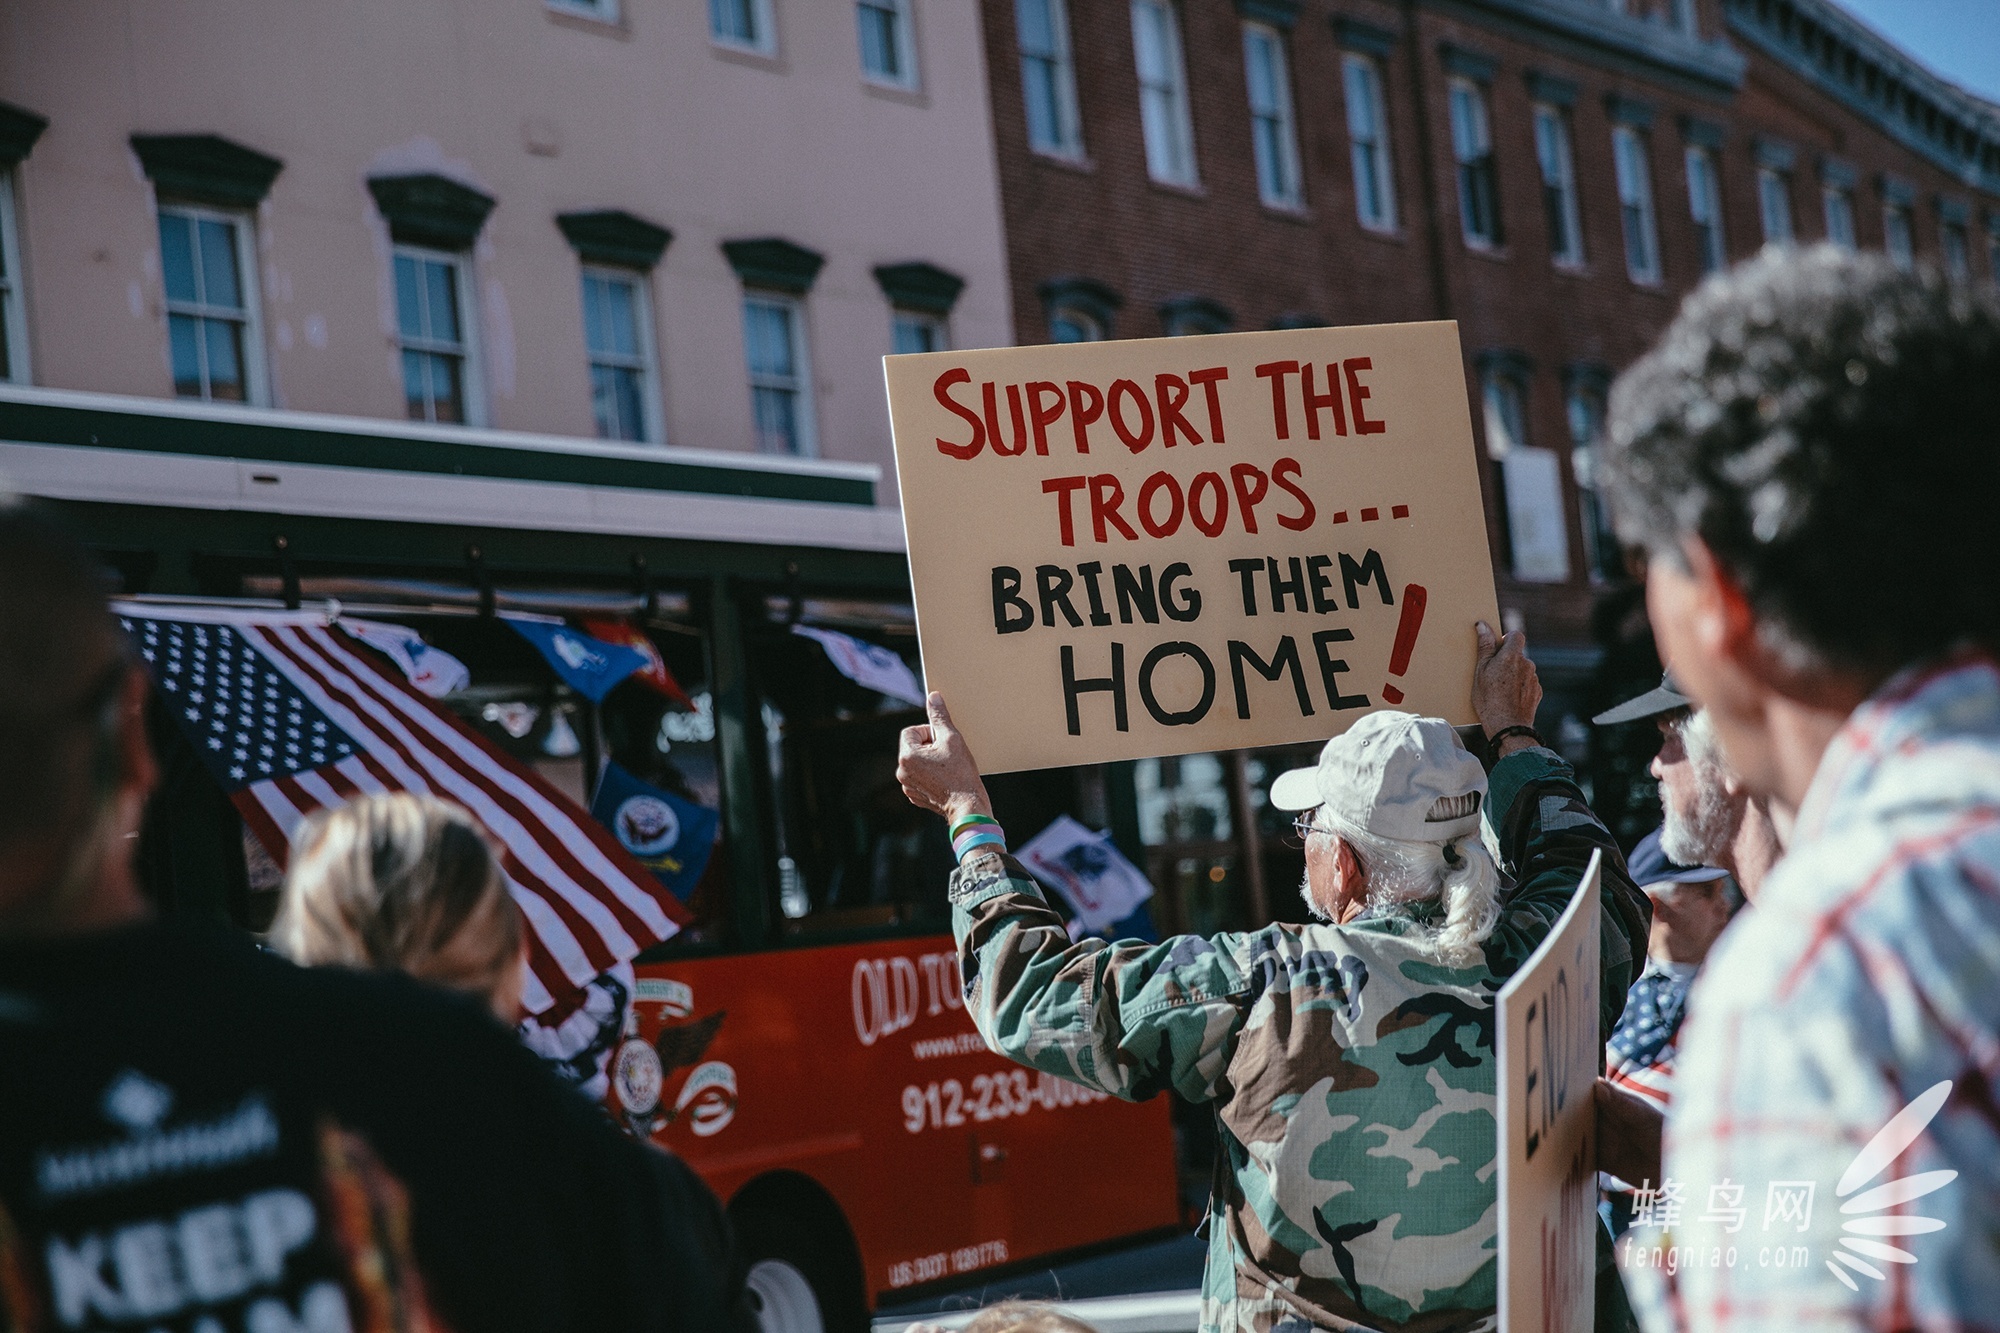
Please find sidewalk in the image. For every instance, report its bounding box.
[871,1232,1205,1332]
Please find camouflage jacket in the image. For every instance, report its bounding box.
[949,747,1648,1333]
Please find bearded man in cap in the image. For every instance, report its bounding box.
[898,624,1648,1333]
[1594,672,1781,901]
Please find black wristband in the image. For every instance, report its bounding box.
[1486,724,1541,761]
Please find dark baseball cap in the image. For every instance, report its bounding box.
[1628,828,1731,889]
[1592,671,1692,726]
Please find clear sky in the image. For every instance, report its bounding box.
[1831,0,2000,104]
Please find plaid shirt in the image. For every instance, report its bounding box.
[1663,655,2000,1330]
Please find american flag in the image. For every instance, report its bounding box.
[117,605,689,1015]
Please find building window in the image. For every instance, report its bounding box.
[1567,381,1620,581]
[1942,222,1970,282]
[1823,186,1856,249]
[1685,147,1726,273]
[858,0,917,87]
[1448,78,1501,249]
[1988,224,2000,293]
[892,309,946,354]
[1131,0,1197,188]
[1017,0,1082,158]
[0,170,27,385]
[581,268,659,444]
[1884,204,1914,270]
[1612,126,1661,284]
[1757,167,1793,245]
[548,0,619,20]
[158,204,264,405]
[744,292,814,455]
[394,247,477,425]
[1050,305,1103,342]
[1482,365,1569,583]
[1342,54,1396,232]
[1534,105,1582,266]
[710,0,775,53]
[1243,23,1302,210]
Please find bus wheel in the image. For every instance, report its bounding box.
[733,1183,866,1333]
[746,1256,824,1333]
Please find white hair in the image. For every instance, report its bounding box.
[1660,709,1741,867]
[1302,811,1502,967]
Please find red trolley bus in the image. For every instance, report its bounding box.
[3,385,1182,1332]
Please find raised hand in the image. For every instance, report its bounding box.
[896,693,994,825]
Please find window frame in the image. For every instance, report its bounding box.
[1942,221,1970,283]
[1533,103,1584,268]
[579,265,664,446]
[1822,184,1856,249]
[742,289,817,457]
[547,0,620,21]
[1480,364,1571,584]
[0,168,28,385]
[1883,203,1915,270]
[1342,53,1397,233]
[1130,0,1199,189]
[890,308,949,356]
[393,243,485,428]
[1756,166,1793,245]
[1242,21,1303,212]
[1566,381,1619,583]
[709,0,778,56]
[857,0,920,90]
[1611,125,1662,285]
[1016,0,1084,160]
[1684,145,1726,274]
[1447,76,1501,250]
[157,201,269,407]
[1048,305,1104,343]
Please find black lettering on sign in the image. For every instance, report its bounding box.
[1228,637,1314,720]
[1138,642,1216,727]
[1159,563,1202,623]
[1310,629,1371,710]
[1341,550,1394,608]
[992,567,1033,635]
[1061,643,1128,735]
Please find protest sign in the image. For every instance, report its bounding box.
[1495,851,1601,1332]
[885,321,1498,773]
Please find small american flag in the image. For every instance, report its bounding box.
[117,605,688,1015]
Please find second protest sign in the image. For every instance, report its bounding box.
[887,320,1498,773]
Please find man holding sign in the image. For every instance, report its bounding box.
[896,626,1647,1333]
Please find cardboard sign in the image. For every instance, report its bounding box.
[885,322,1498,773]
[1495,851,1601,1332]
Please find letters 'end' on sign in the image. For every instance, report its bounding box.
[884,320,1500,774]
[1495,850,1602,1332]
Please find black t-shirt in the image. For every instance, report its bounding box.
[0,917,733,1333]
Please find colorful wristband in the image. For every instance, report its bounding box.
[953,829,1007,860]
[949,812,999,839]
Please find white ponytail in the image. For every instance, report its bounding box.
[1316,814,1502,968]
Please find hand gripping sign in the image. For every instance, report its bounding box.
[884,321,1500,772]
[1496,850,1601,1332]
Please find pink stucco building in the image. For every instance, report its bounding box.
[0,0,1013,500]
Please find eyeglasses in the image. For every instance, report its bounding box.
[1290,811,1327,846]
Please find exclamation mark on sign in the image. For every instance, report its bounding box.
[1380,584,1428,705]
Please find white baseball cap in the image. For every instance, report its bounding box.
[1267,711,1488,843]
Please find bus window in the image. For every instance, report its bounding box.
[412,606,734,949]
[746,596,952,936]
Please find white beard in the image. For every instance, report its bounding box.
[1661,714,1741,866]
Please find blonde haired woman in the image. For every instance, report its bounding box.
[272,792,525,1022]
[273,791,757,1331]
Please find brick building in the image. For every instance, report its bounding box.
[980,0,2000,916]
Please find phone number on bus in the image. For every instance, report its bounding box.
[901,1069,1111,1133]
